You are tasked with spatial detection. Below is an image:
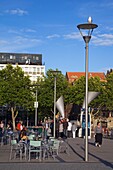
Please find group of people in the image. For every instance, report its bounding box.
[50,118,104,148]
[0,118,104,148]
[45,118,78,139]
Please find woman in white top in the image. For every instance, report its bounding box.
[67,120,72,138]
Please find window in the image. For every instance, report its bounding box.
[29,72,32,75]
[24,72,28,75]
[24,67,29,72]
[24,56,28,60]
[37,68,40,72]
[0,66,4,70]
[33,67,36,72]
[33,72,37,75]
[36,56,39,60]
[10,55,15,59]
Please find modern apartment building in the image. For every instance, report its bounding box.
[0,52,45,82]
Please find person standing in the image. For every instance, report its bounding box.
[59,120,64,138]
[50,120,54,137]
[72,122,77,138]
[16,121,23,141]
[0,121,4,138]
[67,119,72,138]
[45,120,49,139]
[63,118,68,138]
[95,122,103,147]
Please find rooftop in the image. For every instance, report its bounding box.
[66,72,106,83]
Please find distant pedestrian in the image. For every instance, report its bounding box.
[63,118,68,138]
[50,120,54,137]
[0,121,4,134]
[16,121,23,131]
[16,121,23,141]
[72,122,77,138]
[59,120,64,138]
[95,122,103,147]
[67,119,72,138]
[45,120,49,139]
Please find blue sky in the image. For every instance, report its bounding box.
[0,0,113,75]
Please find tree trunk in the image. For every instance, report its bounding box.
[12,117,16,131]
[11,107,18,131]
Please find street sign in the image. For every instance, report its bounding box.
[34,102,38,108]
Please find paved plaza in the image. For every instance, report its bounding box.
[0,137,113,170]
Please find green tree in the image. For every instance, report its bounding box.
[0,64,34,130]
[36,69,69,119]
[66,76,104,119]
[103,72,113,110]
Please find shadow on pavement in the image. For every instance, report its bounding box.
[67,142,84,161]
[81,146,113,169]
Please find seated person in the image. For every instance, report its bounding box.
[20,127,28,141]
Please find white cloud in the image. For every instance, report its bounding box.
[105,26,113,31]
[46,34,60,39]
[0,40,9,45]
[63,32,81,40]
[5,8,28,16]
[14,36,41,44]
[0,36,42,52]
[24,29,36,33]
[8,28,37,35]
[98,34,113,39]
[63,31,113,46]
[92,33,113,46]
[42,24,66,28]
[100,2,113,8]
[8,29,20,34]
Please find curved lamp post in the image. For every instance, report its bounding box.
[77,17,98,162]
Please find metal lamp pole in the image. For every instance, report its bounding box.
[77,17,98,161]
[33,85,39,127]
[50,70,61,138]
[54,76,56,138]
[35,88,38,126]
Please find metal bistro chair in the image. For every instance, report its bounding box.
[28,140,42,161]
[49,139,60,159]
[9,139,22,160]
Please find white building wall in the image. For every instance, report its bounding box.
[0,64,45,82]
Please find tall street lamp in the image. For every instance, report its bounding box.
[33,85,40,126]
[77,17,98,161]
[34,88,38,126]
[51,70,61,138]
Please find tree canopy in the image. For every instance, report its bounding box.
[0,64,113,125]
[0,64,34,129]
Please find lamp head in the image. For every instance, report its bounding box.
[77,17,98,40]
